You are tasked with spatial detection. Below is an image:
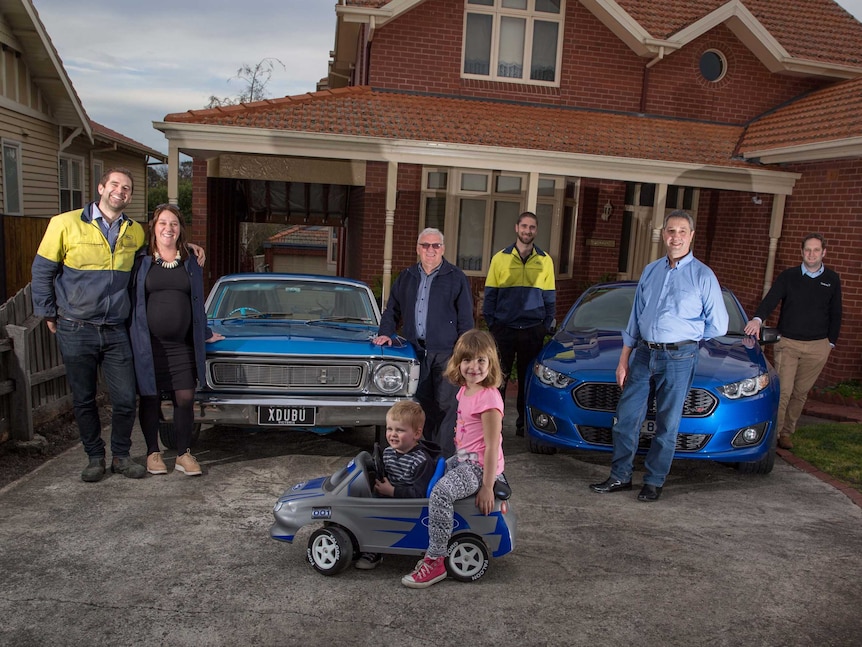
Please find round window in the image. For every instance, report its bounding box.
[699,50,727,83]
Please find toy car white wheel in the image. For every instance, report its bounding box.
[446,535,489,582]
[306,527,354,575]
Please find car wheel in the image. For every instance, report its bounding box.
[306,526,354,575]
[158,422,202,450]
[736,432,776,475]
[527,435,557,455]
[446,535,489,582]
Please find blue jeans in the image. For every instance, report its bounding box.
[55,319,137,459]
[610,343,699,487]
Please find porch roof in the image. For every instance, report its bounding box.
[739,76,862,163]
[158,86,800,195]
[164,86,749,167]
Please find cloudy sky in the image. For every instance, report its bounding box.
[32,0,862,156]
[34,0,334,154]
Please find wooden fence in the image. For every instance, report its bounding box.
[0,283,71,442]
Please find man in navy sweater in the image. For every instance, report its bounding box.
[744,233,842,449]
[374,228,474,457]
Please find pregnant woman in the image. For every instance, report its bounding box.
[130,204,222,476]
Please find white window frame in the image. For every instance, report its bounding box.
[419,167,574,278]
[327,226,338,271]
[462,0,565,87]
[92,159,104,202]
[59,154,85,213]
[2,139,24,215]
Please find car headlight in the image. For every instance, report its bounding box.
[373,363,406,394]
[717,373,770,399]
[534,363,574,389]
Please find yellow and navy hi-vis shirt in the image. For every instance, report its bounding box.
[483,244,556,330]
[31,204,146,326]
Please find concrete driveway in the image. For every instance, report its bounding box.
[1,410,860,647]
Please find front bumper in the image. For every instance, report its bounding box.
[526,380,778,463]
[183,394,410,428]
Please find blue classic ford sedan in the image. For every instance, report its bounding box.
[183,274,418,438]
[525,282,780,474]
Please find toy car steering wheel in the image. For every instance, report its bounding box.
[369,442,387,488]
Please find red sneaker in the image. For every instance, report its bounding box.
[401,556,447,589]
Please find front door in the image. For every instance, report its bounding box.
[619,183,699,280]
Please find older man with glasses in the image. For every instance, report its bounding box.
[374,228,474,457]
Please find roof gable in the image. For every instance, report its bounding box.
[1,0,91,137]
[337,0,862,80]
[615,0,862,73]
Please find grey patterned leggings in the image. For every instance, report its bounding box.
[427,460,485,558]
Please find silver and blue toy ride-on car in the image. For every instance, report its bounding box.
[270,444,516,582]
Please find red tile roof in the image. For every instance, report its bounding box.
[164,86,753,169]
[90,120,166,159]
[619,0,862,67]
[344,0,390,6]
[346,0,862,67]
[740,76,862,153]
[267,226,330,247]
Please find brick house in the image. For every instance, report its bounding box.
[156,0,862,387]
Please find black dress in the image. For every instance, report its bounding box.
[145,262,196,391]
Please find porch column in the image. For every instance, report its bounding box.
[649,184,668,260]
[381,161,398,306]
[167,143,179,205]
[762,194,786,296]
[526,171,539,213]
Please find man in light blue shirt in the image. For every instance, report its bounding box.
[590,210,728,502]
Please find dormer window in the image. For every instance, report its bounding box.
[463,0,564,86]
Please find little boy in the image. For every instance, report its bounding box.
[356,400,441,569]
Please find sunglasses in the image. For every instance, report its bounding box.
[419,242,443,249]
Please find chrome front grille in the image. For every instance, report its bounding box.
[573,383,718,417]
[210,362,363,389]
[578,426,711,452]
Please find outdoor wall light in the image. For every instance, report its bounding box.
[601,200,613,220]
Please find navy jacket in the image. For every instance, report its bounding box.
[129,251,211,396]
[384,439,443,499]
[378,258,474,353]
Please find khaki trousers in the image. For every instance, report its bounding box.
[773,337,832,437]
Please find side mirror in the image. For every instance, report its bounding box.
[760,327,781,344]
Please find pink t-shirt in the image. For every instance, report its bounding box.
[454,385,505,475]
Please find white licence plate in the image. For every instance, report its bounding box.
[640,420,656,436]
[258,406,316,426]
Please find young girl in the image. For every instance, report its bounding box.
[402,329,505,589]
